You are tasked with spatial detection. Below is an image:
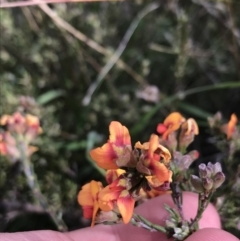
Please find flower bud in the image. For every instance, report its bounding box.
[213,172,225,189]
[212,162,222,175]
[190,175,204,192]
[202,177,214,191]
[198,164,207,178]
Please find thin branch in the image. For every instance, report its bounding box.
[21,7,40,32]
[82,2,159,106]
[33,1,148,91]
[0,0,123,9]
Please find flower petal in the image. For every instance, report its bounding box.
[109,121,131,146]
[149,161,172,183]
[90,143,118,169]
[78,183,94,206]
[91,202,99,227]
[163,112,185,127]
[134,141,149,150]
[156,123,167,134]
[148,134,159,158]
[161,112,186,140]
[117,190,135,224]
[98,185,121,202]
[82,206,93,219]
[106,169,125,184]
[227,113,238,139]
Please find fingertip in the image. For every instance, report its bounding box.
[185,228,239,241]
[182,192,221,229]
[135,192,221,229]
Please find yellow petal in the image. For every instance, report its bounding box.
[98,185,121,202]
[0,115,11,125]
[106,169,125,184]
[78,182,94,206]
[90,143,118,169]
[91,202,99,227]
[164,112,185,126]
[134,141,149,150]
[227,113,238,139]
[117,190,135,224]
[162,112,186,140]
[150,161,172,183]
[109,121,131,146]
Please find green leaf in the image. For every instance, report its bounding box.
[66,141,87,151]
[177,102,212,119]
[37,90,65,105]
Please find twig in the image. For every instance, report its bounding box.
[30,0,147,92]
[170,182,185,221]
[21,7,40,32]
[132,213,167,233]
[0,0,123,9]
[149,43,178,55]
[82,2,159,106]
[18,141,68,231]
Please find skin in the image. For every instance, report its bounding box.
[1,192,239,241]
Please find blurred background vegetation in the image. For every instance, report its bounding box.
[0,0,240,237]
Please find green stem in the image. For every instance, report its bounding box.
[19,141,68,232]
[132,213,166,233]
[190,193,213,231]
[170,182,184,221]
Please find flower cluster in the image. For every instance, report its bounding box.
[191,162,225,193]
[157,112,199,152]
[0,112,42,161]
[78,121,172,225]
[208,112,239,160]
[78,113,200,226]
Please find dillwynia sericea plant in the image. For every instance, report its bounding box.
[0,112,67,231]
[78,112,229,241]
[1,110,236,238]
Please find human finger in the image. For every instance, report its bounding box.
[185,228,239,241]
[68,191,221,241]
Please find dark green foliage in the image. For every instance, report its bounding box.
[0,0,240,236]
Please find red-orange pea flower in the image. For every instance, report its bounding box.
[157,112,186,140]
[98,178,135,224]
[78,180,111,226]
[135,134,172,186]
[0,132,20,160]
[90,121,135,170]
[227,113,238,139]
[178,118,199,150]
[0,112,42,141]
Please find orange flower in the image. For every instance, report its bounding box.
[78,180,111,226]
[25,114,42,134]
[99,178,135,224]
[157,112,186,140]
[135,134,172,187]
[144,181,171,198]
[0,112,26,134]
[0,112,42,140]
[227,113,238,139]
[0,134,7,156]
[181,118,199,136]
[90,121,135,170]
[0,132,20,160]
[178,118,199,150]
